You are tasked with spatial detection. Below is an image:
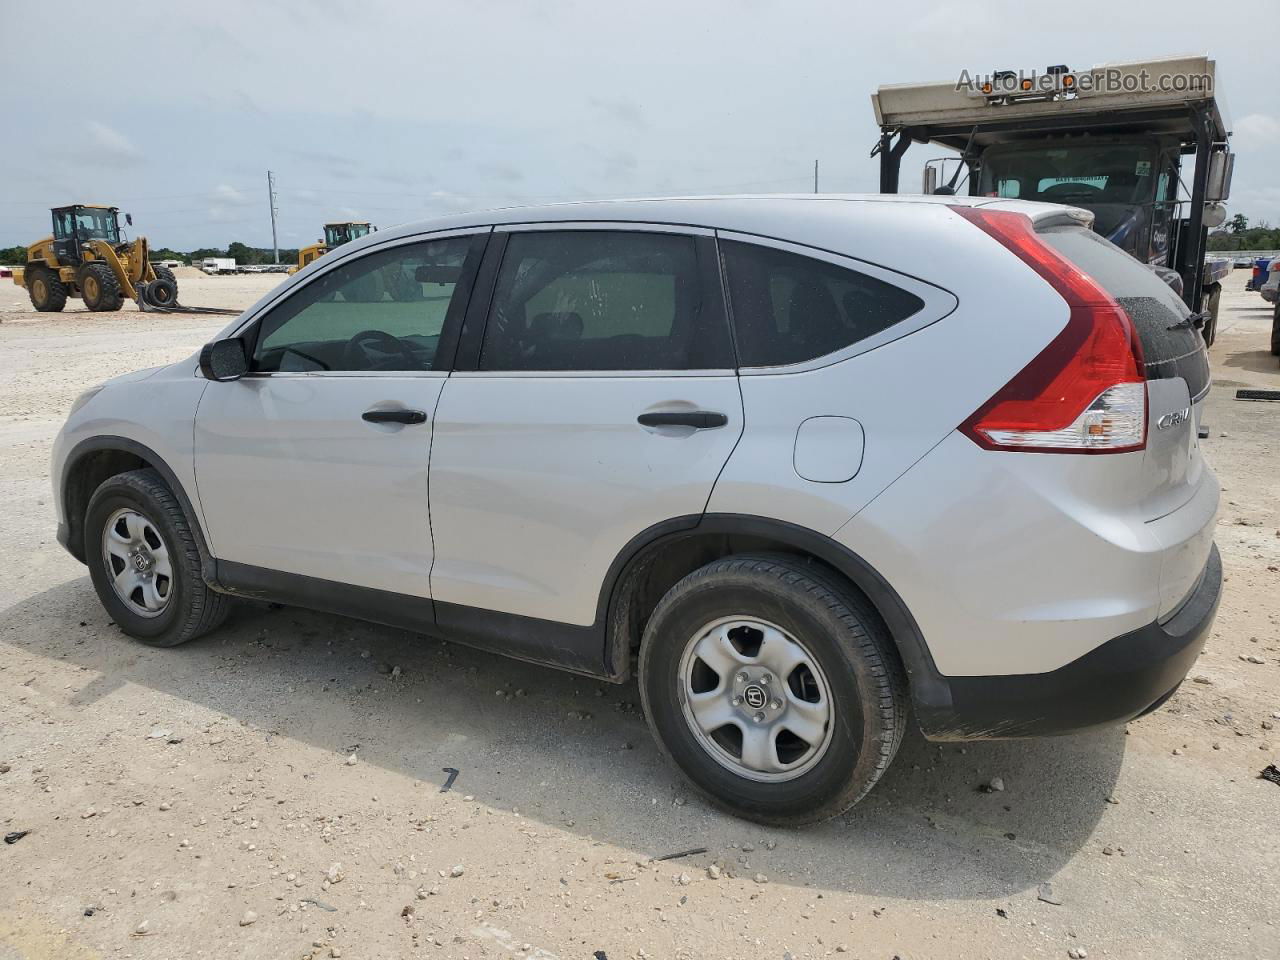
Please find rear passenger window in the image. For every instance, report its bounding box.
[721,240,925,367]
[479,231,731,371]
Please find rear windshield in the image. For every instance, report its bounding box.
[1039,226,1210,402]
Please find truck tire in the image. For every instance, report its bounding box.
[1202,283,1221,347]
[638,554,908,825]
[153,266,180,301]
[145,277,178,307]
[81,262,123,312]
[28,266,68,312]
[85,469,231,647]
[1271,302,1280,357]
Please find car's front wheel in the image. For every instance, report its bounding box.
[85,469,230,647]
[638,555,908,825]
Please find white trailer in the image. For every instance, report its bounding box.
[200,258,237,275]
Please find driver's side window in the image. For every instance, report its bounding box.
[251,234,477,373]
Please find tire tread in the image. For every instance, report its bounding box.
[88,469,229,646]
[639,553,909,824]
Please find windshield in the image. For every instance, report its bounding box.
[324,223,370,247]
[71,208,121,243]
[979,143,1160,206]
[980,142,1174,261]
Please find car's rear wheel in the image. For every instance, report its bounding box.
[638,555,907,825]
[85,469,230,647]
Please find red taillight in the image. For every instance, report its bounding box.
[950,205,1147,454]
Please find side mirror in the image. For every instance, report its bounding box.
[125,213,133,226]
[1206,152,1234,202]
[199,337,248,381]
[922,165,938,195]
[1202,202,1227,230]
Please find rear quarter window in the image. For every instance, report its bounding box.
[720,239,926,367]
[1039,226,1210,401]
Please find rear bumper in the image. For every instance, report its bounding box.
[917,542,1221,740]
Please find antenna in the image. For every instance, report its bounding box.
[267,170,280,265]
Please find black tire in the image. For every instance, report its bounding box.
[153,266,179,303]
[85,469,230,647]
[145,277,178,307]
[27,266,68,312]
[1271,302,1280,357]
[1202,283,1221,347]
[80,262,123,312]
[638,554,908,825]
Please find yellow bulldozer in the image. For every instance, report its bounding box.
[13,204,180,312]
[290,221,374,273]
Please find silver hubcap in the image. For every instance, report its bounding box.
[678,616,834,782]
[101,508,172,617]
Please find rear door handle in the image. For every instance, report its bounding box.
[637,411,728,429]
[362,408,427,425]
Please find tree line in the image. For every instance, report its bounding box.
[1206,215,1280,252]
[1,242,300,266]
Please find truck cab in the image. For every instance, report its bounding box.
[977,136,1181,265]
[323,221,372,248]
[872,55,1234,343]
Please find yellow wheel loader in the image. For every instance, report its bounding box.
[13,204,180,312]
[289,221,374,274]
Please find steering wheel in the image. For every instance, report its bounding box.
[342,329,416,370]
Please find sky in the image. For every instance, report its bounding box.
[1,0,1276,251]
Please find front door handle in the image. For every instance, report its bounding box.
[637,411,728,429]
[362,408,427,425]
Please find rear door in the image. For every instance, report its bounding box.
[428,224,742,636]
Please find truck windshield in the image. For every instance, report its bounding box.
[980,143,1166,260]
[980,144,1160,202]
[72,208,120,243]
[325,224,369,247]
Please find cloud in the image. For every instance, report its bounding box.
[213,184,253,205]
[86,122,143,166]
[588,96,647,129]
[1235,113,1280,146]
[208,183,259,224]
[477,161,524,183]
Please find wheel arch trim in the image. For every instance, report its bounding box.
[59,435,217,585]
[598,513,953,719]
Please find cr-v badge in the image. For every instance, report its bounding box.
[1157,407,1191,430]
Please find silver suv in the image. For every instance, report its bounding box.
[53,196,1221,824]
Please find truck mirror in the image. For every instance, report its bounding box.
[1202,202,1227,230]
[126,213,133,226]
[1206,152,1233,202]
[922,166,938,195]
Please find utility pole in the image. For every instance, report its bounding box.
[266,170,280,265]
[813,159,819,194]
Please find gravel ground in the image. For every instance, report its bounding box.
[0,273,1277,960]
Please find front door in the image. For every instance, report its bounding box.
[194,231,485,597]
[429,225,743,632]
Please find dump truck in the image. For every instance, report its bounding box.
[872,54,1234,344]
[291,221,374,273]
[14,204,178,311]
